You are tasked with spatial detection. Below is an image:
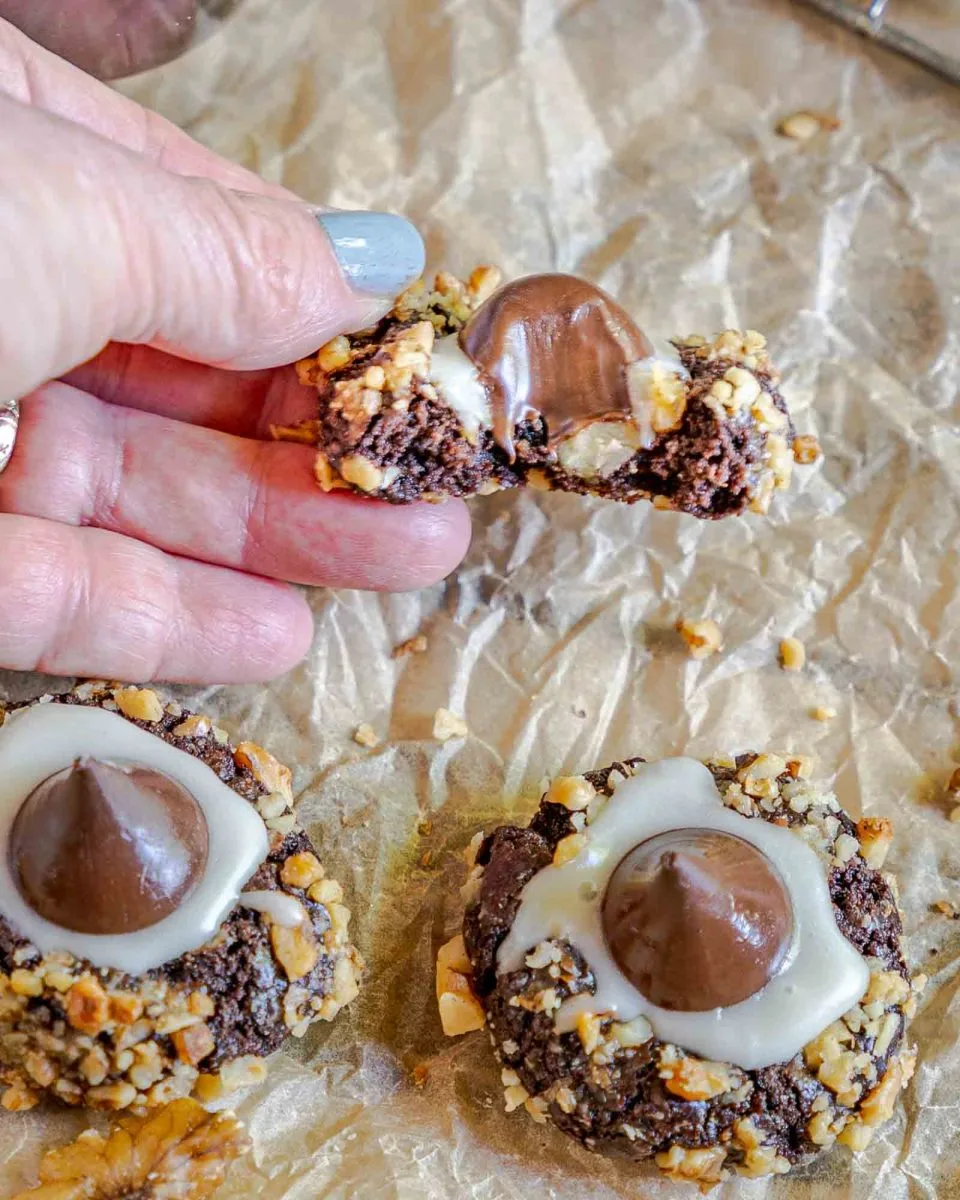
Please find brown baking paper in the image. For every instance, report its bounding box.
[3,0,960,1195]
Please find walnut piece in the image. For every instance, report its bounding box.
[436,935,485,1037]
[9,1098,250,1200]
[855,816,894,869]
[777,111,838,140]
[779,636,806,671]
[676,617,722,660]
[433,707,468,741]
[171,1024,215,1068]
[659,1050,735,1101]
[793,434,822,464]
[113,686,164,723]
[392,633,428,658]
[270,925,320,981]
[544,775,596,811]
[655,1144,727,1187]
[66,977,109,1035]
[280,851,325,890]
[234,741,293,802]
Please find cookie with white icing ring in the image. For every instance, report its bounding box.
[449,754,919,1186]
[0,683,362,1114]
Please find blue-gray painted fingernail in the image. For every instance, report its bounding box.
[317,211,425,297]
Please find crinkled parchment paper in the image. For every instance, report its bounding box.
[3,0,960,1196]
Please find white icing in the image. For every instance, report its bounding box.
[240,890,306,928]
[0,704,268,974]
[429,336,491,437]
[497,758,869,1070]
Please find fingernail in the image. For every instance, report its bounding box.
[317,211,425,297]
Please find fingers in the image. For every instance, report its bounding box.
[1,383,472,591]
[0,0,200,81]
[0,514,314,683]
[0,16,292,195]
[63,346,310,438]
[0,94,423,402]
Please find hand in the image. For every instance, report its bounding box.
[0,0,202,79]
[0,20,471,684]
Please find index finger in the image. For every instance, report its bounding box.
[0,16,294,198]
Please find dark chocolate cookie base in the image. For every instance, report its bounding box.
[462,755,910,1174]
[0,685,361,1112]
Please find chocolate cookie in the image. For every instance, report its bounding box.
[0,683,362,1114]
[439,754,920,1187]
[290,269,818,518]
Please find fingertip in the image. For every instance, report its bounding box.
[172,577,316,684]
[377,498,472,592]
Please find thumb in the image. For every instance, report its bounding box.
[0,93,424,401]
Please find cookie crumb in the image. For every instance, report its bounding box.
[352,723,381,749]
[811,705,836,722]
[779,637,806,671]
[777,111,839,140]
[393,634,428,658]
[676,618,722,660]
[932,899,958,918]
[433,708,468,742]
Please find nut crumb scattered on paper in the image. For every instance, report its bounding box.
[811,705,837,721]
[932,899,958,918]
[676,618,722,659]
[412,1065,429,1088]
[393,634,428,659]
[779,637,806,671]
[353,723,381,748]
[793,434,823,464]
[433,708,468,741]
[777,111,840,140]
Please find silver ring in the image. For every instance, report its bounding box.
[0,398,19,474]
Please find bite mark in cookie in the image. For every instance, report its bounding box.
[292,269,813,518]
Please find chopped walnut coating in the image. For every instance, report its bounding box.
[459,752,916,1185]
[436,935,485,1036]
[292,270,802,518]
[10,1098,250,1200]
[0,684,362,1112]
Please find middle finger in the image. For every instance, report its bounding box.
[1,382,471,592]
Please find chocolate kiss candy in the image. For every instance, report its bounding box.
[10,758,209,935]
[602,828,794,1012]
[459,273,654,460]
